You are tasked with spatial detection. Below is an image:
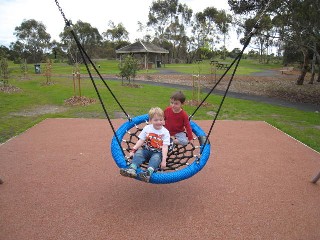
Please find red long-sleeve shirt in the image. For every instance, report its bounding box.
[164,106,193,141]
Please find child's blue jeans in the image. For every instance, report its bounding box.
[132,148,162,170]
[175,132,188,145]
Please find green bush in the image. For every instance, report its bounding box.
[0,58,9,86]
[118,55,139,84]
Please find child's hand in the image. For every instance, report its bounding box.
[129,151,134,158]
[160,160,166,169]
[129,148,137,158]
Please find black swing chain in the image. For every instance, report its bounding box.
[54,0,130,158]
[54,0,71,27]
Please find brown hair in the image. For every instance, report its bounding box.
[170,91,186,104]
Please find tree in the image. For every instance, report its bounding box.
[202,7,220,48]
[13,19,51,63]
[9,41,24,63]
[44,58,53,85]
[190,11,212,60]
[269,0,320,84]
[103,21,129,43]
[147,0,179,41]
[59,20,102,64]
[137,21,153,42]
[20,58,29,80]
[247,49,259,59]
[215,10,232,59]
[229,48,241,58]
[147,0,192,62]
[0,45,10,59]
[51,40,68,61]
[118,55,139,84]
[229,0,320,85]
[243,15,274,63]
[188,7,232,61]
[102,21,130,59]
[164,17,187,60]
[0,58,9,87]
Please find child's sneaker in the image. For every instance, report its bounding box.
[120,168,137,178]
[139,170,151,182]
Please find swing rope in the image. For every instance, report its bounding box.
[55,0,130,120]
[189,0,273,154]
[55,0,132,158]
[192,35,251,154]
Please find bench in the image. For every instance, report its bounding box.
[280,66,294,74]
[210,60,218,65]
[216,62,229,70]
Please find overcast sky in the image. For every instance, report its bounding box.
[0,0,243,50]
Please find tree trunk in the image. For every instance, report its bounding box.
[317,55,320,83]
[297,49,309,85]
[259,41,263,63]
[266,35,270,64]
[223,34,226,60]
[310,44,320,83]
[309,53,316,84]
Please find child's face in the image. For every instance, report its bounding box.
[170,99,183,113]
[150,114,165,130]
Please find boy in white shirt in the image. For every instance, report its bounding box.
[120,107,170,182]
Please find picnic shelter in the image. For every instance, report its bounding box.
[116,41,169,69]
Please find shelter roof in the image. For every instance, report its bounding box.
[116,41,169,54]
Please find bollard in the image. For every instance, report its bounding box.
[311,171,320,184]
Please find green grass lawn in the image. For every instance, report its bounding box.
[8,58,282,76]
[1,68,319,152]
[161,58,282,75]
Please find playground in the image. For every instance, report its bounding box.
[1,0,320,237]
[0,118,319,239]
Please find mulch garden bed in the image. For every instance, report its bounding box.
[132,71,320,106]
[64,96,97,106]
[0,85,22,93]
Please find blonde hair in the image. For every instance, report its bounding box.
[148,107,164,120]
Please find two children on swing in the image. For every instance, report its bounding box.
[120,91,193,182]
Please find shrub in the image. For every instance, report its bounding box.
[118,55,139,84]
[0,58,9,86]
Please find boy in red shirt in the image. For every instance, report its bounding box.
[164,91,193,147]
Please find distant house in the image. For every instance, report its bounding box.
[116,41,169,69]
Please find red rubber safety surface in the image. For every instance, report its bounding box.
[0,118,319,240]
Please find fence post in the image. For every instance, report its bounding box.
[311,171,320,184]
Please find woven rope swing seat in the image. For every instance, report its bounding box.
[55,0,262,184]
[111,114,210,184]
